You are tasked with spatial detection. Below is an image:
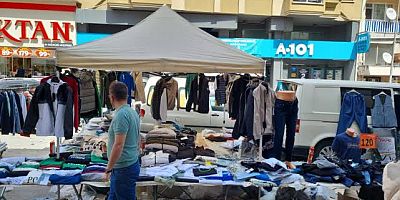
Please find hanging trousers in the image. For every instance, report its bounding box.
[273,99,298,162]
[336,92,367,135]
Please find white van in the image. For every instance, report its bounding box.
[140,76,235,132]
[286,79,400,159]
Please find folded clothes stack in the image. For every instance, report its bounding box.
[81,164,107,181]
[66,154,91,165]
[39,158,63,170]
[62,163,86,170]
[141,151,176,167]
[13,161,40,172]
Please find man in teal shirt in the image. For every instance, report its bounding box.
[104,81,140,200]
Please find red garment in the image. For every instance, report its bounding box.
[41,76,80,131]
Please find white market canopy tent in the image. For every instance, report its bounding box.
[56,6,264,73]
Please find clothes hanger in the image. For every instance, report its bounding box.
[349,89,359,94]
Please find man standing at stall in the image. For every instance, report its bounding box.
[104,81,140,200]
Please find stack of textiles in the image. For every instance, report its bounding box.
[62,163,86,170]
[296,156,382,187]
[81,164,107,181]
[39,158,63,170]
[13,161,40,172]
[144,128,178,152]
[141,151,176,167]
[66,154,91,165]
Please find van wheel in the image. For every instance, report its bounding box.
[314,139,335,160]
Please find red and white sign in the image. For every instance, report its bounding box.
[0,19,74,42]
[0,17,76,48]
[0,46,13,57]
[35,48,51,58]
[16,47,32,58]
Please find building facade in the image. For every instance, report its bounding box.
[359,0,400,82]
[75,0,362,85]
[0,0,77,77]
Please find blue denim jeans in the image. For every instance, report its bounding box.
[273,99,298,161]
[336,92,367,135]
[108,161,140,200]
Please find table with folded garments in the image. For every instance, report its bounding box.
[0,116,386,200]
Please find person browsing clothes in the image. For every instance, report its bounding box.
[104,81,140,200]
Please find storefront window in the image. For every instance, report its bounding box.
[284,65,343,80]
[0,57,55,78]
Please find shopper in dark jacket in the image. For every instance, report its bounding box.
[23,80,73,139]
[186,73,209,114]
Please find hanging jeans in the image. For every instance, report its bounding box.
[273,99,298,161]
[336,92,367,135]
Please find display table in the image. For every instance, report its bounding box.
[80,180,250,200]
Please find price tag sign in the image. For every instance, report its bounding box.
[16,47,32,58]
[0,47,14,57]
[359,133,377,149]
[35,48,51,58]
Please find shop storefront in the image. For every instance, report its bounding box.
[0,1,76,77]
[222,38,357,83]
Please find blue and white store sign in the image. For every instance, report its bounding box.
[222,38,356,60]
[77,33,356,61]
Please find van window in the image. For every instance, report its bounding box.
[178,88,187,109]
[313,87,339,113]
[340,87,391,116]
[147,86,154,106]
[210,97,225,112]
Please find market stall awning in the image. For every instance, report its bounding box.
[56,6,264,73]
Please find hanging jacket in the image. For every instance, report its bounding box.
[0,93,11,135]
[229,76,249,119]
[151,77,179,120]
[7,92,15,133]
[186,74,209,114]
[151,78,167,120]
[13,91,24,128]
[41,75,80,130]
[371,94,397,128]
[118,72,135,106]
[237,84,258,139]
[78,71,97,116]
[165,78,178,110]
[253,83,275,140]
[101,72,117,109]
[10,92,21,134]
[132,72,146,103]
[185,74,197,99]
[18,93,27,122]
[215,75,226,106]
[23,80,73,139]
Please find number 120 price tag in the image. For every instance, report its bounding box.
[359,133,377,149]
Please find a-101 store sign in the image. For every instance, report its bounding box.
[0,18,75,47]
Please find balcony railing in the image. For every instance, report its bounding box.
[293,0,323,3]
[365,19,400,33]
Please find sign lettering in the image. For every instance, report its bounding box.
[276,43,314,56]
[0,18,73,44]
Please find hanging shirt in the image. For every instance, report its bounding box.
[19,93,27,122]
[160,88,168,122]
[332,132,361,163]
[118,72,135,106]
